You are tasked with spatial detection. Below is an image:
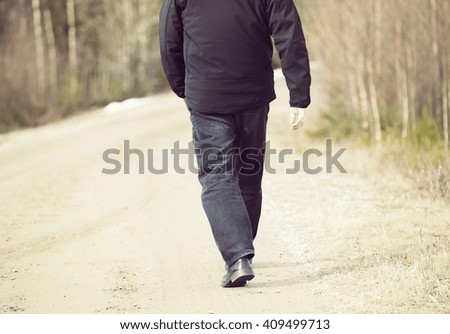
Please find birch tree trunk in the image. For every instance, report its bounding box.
[356,55,371,132]
[406,16,417,132]
[367,58,382,142]
[394,14,410,140]
[430,0,441,123]
[43,8,57,97]
[66,0,77,75]
[32,0,45,97]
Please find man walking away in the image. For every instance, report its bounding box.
[159,0,311,287]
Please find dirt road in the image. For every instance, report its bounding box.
[1,70,449,314]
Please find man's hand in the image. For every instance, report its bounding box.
[290,107,306,130]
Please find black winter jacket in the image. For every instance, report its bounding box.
[159,0,311,113]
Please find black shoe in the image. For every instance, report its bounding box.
[221,257,254,288]
[224,257,253,270]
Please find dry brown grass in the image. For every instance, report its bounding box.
[308,145,450,313]
[275,114,450,312]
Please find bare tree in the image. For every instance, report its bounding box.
[306,0,450,147]
[32,0,45,98]
[0,0,165,131]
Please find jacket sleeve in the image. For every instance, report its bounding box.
[159,0,185,98]
[267,0,311,108]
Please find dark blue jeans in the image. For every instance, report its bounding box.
[189,105,269,266]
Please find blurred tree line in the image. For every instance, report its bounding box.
[306,0,450,150]
[0,0,164,132]
[1,0,449,151]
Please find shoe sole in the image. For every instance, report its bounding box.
[222,269,255,288]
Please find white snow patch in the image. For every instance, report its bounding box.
[103,97,154,114]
